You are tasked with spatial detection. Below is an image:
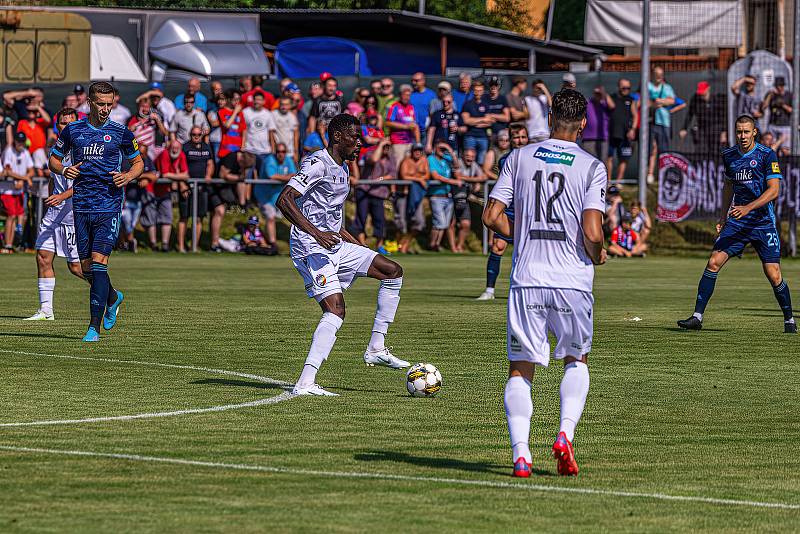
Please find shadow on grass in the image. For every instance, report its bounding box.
[0,331,78,340]
[0,315,29,319]
[191,378,287,391]
[647,326,728,332]
[353,450,551,477]
[425,293,508,301]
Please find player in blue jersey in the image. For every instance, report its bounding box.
[49,82,144,342]
[477,122,528,300]
[678,115,795,333]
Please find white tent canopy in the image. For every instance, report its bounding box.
[91,34,147,82]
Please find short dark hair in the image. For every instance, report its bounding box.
[58,107,78,120]
[184,92,195,102]
[328,113,359,142]
[325,76,338,85]
[88,81,116,100]
[509,122,528,136]
[735,114,757,129]
[551,89,587,132]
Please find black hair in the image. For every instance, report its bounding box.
[328,113,359,142]
[325,76,338,85]
[551,88,587,132]
[184,92,195,102]
[88,81,116,100]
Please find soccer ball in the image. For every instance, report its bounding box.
[406,363,442,397]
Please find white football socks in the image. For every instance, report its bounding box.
[693,312,703,321]
[504,375,533,463]
[297,312,343,386]
[368,277,402,351]
[485,287,495,295]
[559,361,590,442]
[38,278,55,315]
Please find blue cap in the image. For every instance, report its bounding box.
[286,82,300,93]
[247,215,259,226]
[150,82,162,89]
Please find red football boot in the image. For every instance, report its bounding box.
[513,457,532,478]
[552,431,579,476]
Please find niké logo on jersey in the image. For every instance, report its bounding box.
[733,168,754,182]
[533,148,575,166]
[82,143,105,158]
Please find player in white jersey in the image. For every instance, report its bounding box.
[482,89,607,477]
[276,114,410,396]
[24,108,84,321]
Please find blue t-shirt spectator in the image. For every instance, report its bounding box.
[427,152,453,196]
[452,90,472,113]
[410,87,436,132]
[175,92,209,112]
[255,154,297,207]
[648,81,676,128]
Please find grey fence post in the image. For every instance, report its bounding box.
[191,180,199,253]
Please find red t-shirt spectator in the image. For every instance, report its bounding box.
[154,149,187,197]
[611,226,638,251]
[17,117,49,154]
[217,107,247,159]
[242,87,275,109]
[359,124,384,162]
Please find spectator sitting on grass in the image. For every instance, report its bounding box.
[609,215,647,257]
[243,215,275,255]
[629,201,651,246]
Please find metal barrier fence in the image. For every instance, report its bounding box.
[30,177,497,254]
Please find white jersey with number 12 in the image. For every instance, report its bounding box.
[490,139,607,293]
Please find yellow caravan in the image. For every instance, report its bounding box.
[0,9,90,83]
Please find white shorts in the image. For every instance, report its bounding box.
[507,287,594,366]
[292,242,378,301]
[35,211,79,263]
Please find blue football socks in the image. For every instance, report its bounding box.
[693,269,718,316]
[772,279,794,322]
[487,253,502,289]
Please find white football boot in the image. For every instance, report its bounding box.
[364,347,410,369]
[291,383,339,396]
[475,290,495,301]
[23,310,54,321]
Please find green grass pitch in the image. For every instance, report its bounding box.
[0,253,798,532]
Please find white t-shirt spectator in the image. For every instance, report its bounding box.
[242,107,276,155]
[110,104,132,125]
[157,97,177,129]
[32,147,50,196]
[525,95,550,139]
[271,109,299,158]
[1,145,33,195]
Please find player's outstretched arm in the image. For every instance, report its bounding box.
[582,209,607,265]
[482,198,512,237]
[276,186,340,250]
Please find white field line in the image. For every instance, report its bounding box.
[0,349,295,426]
[0,445,798,511]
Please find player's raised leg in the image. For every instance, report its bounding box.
[763,262,796,333]
[363,254,409,368]
[293,292,345,396]
[678,250,729,330]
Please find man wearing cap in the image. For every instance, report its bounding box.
[1,131,34,252]
[561,72,577,90]
[680,81,726,156]
[761,77,793,144]
[74,84,89,114]
[410,73,436,144]
[386,85,420,165]
[506,76,528,122]
[429,80,452,115]
[174,78,209,113]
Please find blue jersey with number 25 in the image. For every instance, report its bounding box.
[51,118,139,213]
[722,143,781,228]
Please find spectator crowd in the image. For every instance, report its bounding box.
[0,67,793,255]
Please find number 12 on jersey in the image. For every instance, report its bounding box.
[530,170,566,241]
